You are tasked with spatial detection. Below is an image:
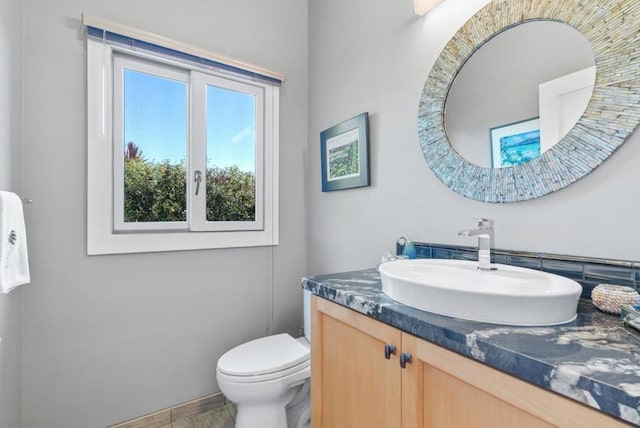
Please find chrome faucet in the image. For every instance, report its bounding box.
[458,218,496,271]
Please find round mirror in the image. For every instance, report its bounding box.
[418,0,640,203]
[445,21,596,168]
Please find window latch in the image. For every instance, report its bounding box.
[194,170,202,195]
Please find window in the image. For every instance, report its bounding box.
[190,72,265,232]
[113,55,189,231]
[86,19,281,254]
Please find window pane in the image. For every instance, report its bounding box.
[123,69,188,223]
[206,85,256,222]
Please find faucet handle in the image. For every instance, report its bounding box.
[474,217,494,228]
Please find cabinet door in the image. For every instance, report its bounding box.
[401,333,627,428]
[312,296,402,428]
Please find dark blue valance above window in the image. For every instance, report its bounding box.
[83,15,285,86]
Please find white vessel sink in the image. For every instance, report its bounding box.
[378,259,581,326]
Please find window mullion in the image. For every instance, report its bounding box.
[189,72,208,231]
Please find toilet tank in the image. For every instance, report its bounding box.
[303,289,312,342]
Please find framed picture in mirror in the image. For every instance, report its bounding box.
[320,112,370,192]
[490,117,540,168]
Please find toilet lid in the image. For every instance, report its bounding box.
[217,333,310,377]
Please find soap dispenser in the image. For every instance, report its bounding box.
[397,236,416,259]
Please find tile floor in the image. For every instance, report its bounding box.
[172,403,237,428]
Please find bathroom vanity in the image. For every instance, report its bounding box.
[303,269,639,427]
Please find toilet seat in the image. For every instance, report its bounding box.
[217,334,310,383]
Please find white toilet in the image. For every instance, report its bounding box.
[216,290,312,428]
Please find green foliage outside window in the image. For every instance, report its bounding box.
[124,158,187,222]
[123,144,255,223]
[206,166,256,222]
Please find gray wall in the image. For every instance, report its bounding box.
[20,0,308,427]
[0,0,23,426]
[308,0,640,275]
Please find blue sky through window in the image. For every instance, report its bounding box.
[124,69,187,164]
[206,86,256,174]
[123,69,256,172]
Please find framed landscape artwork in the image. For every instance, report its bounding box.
[320,112,370,192]
[490,117,541,168]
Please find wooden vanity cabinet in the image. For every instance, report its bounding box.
[311,295,627,428]
[311,294,402,427]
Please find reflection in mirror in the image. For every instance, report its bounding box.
[444,21,595,168]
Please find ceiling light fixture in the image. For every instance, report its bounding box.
[412,0,445,16]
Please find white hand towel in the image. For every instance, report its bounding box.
[0,191,30,293]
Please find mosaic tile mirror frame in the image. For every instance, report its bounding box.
[418,0,640,203]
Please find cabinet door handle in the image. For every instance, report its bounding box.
[400,352,412,369]
[384,344,397,360]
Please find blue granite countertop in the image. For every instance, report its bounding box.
[302,268,640,426]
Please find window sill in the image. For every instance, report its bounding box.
[87,228,278,255]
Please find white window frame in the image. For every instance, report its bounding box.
[113,54,190,232]
[87,38,279,255]
[190,72,266,232]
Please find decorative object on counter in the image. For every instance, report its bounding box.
[380,250,397,265]
[591,284,639,314]
[621,305,640,333]
[397,236,416,259]
[320,112,370,192]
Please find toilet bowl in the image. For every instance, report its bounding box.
[216,290,312,428]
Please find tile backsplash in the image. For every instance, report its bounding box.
[397,242,639,299]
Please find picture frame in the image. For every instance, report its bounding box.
[490,117,541,168]
[320,112,370,192]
